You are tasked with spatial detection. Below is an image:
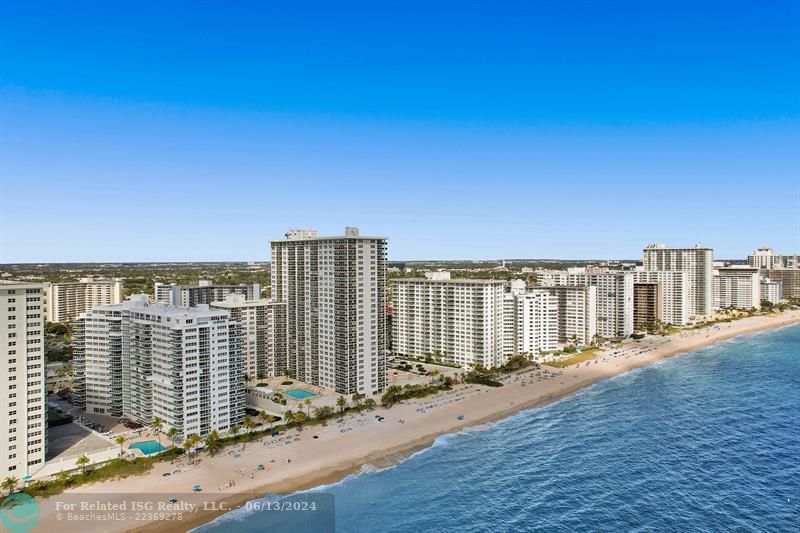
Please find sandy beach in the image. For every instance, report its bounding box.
[34,310,800,533]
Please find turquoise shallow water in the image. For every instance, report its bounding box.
[197,324,800,532]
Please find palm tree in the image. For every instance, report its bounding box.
[2,476,18,495]
[242,418,255,448]
[166,427,179,448]
[204,430,221,456]
[304,398,313,417]
[150,416,164,447]
[189,433,202,456]
[182,438,193,457]
[267,415,275,435]
[336,395,347,415]
[56,471,71,486]
[293,411,306,430]
[352,393,363,412]
[76,454,90,475]
[258,411,268,441]
[229,425,240,443]
[283,409,294,426]
[114,435,126,456]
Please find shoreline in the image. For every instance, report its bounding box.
[35,311,800,533]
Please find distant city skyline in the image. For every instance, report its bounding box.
[2,2,799,262]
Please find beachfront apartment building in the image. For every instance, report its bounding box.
[210,294,287,380]
[757,270,800,299]
[632,270,690,327]
[271,227,387,396]
[747,247,799,270]
[0,281,47,479]
[632,282,661,332]
[643,244,714,318]
[74,296,245,438]
[536,269,634,340]
[760,278,782,304]
[539,284,597,345]
[393,273,507,368]
[154,280,261,307]
[503,284,559,361]
[713,266,760,310]
[45,277,124,323]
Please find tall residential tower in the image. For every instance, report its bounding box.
[271,227,387,396]
[1,281,47,479]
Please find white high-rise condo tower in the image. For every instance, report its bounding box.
[74,296,245,438]
[643,244,714,318]
[1,281,47,479]
[271,227,387,396]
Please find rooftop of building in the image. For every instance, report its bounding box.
[392,277,508,285]
[92,295,230,318]
[270,226,387,243]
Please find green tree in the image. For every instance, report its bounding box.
[242,418,256,448]
[150,416,164,447]
[304,398,313,417]
[364,398,377,410]
[114,435,126,456]
[76,454,90,475]
[1,476,19,495]
[204,430,221,456]
[336,395,347,415]
[313,406,335,420]
[293,411,306,430]
[258,411,268,441]
[267,415,275,435]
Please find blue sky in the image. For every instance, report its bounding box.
[1,1,798,262]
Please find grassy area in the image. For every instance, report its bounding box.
[545,348,601,368]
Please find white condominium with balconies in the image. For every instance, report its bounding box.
[632,269,690,326]
[74,296,244,439]
[392,272,507,368]
[713,266,761,310]
[539,284,597,345]
[45,277,123,323]
[643,244,714,318]
[0,281,47,479]
[271,227,387,396]
[154,280,261,307]
[503,282,559,362]
[536,269,634,340]
[760,278,782,304]
[211,294,287,380]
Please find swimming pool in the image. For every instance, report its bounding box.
[284,388,316,400]
[129,440,167,455]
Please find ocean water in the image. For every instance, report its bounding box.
[197,325,800,532]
